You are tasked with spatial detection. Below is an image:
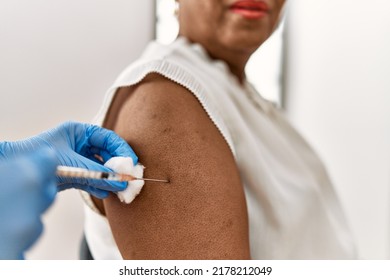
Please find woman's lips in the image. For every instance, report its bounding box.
[229,0,269,20]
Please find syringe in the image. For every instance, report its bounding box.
[56,165,169,183]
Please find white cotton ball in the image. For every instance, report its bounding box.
[104,157,145,204]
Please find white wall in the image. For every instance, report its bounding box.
[285,0,390,259]
[0,0,154,259]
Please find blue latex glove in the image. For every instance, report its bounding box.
[0,148,57,259]
[0,121,138,199]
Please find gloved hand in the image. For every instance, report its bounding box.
[0,121,138,199]
[0,148,57,259]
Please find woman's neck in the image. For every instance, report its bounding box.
[202,42,251,85]
[179,35,252,84]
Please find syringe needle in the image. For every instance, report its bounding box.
[120,174,169,183]
[135,178,170,183]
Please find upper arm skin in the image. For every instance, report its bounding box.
[101,74,250,259]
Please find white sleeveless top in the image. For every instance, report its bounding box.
[84,37,356,259]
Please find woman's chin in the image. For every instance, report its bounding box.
[222,35,268,54]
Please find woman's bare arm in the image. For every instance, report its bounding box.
[101,73,250,259]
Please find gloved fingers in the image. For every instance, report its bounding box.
[91,148,129,164]
[57,176,127,193]
[74,147,126,166]
[84,186,109,199]
[0,137,47,161]
[84,125,138,165]
[84,147,130,165]
[73,147,105,164]
[58,154,128,192]
[0,141,11,159]
[51,122,138,167]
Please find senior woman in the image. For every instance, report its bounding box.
[83,0,356,259]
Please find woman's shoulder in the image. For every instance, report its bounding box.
[101,72,249,259]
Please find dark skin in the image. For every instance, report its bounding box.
[93,0,286,259]
[96,75,249,259]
